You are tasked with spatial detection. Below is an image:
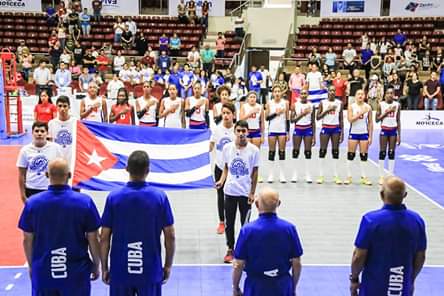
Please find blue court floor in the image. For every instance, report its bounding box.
[1,265,443,295]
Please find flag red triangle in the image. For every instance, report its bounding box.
[72,121,118,186]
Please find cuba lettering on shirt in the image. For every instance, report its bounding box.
[51,247,68,279]
[222,142,260,197]
[128,242,143,274]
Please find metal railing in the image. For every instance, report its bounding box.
[230,0,264,17]
[229,33,251,73]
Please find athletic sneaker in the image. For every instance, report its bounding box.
[224,250,233,264]
[360,177,372,186]
[216,222,225,235]
[316,176,324,184]
[267,174,274,183]
[258,175,264,183]
[291,173,298,183]
[378,176,384,185]
[334,176,343,185]
[305,175,313,184]
[279,171,287,183]
[343,176,352,185]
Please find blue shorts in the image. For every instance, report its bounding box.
[293,127,313,137]
[268,132,287,137]
[189,120,208,129]
[110,283,161,296]
[247,129,261,138]
[349,133,369,141]
[33,284,90,296]
[380,127,397,137]
[321,126,341,135]
[244,274,293,296]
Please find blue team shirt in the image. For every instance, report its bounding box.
[354,204,427,296]
[169,72,182,92]
[18,185,100,290]
[234,213,303,296]
[394,34,407,45]
[181,71,194,87]
[248,71,263,91]
[101,181,174,286]
[361,49,373,64]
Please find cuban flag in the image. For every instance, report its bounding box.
[71,121,213,191]
[308,89,328,106]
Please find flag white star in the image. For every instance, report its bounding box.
[84,149,107,168]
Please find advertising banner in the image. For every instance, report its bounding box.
[389,0,444,17]
[320,0,381,17]
[81,0,139,16]
[0,0,42,12]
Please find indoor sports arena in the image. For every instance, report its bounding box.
[0,0,443,295]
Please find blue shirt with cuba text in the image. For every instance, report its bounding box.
[101,181,174,286]
[354,204,427,296]
[18,185,100,290]
[234,213,303,296]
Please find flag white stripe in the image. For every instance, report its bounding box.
[98,137,209,159]
[96,164,212,184]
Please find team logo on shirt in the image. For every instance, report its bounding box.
[29,155,49,175]
[55,129,72,147]
[216,137,232,151]
[230,158,249,178]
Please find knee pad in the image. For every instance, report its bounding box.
[379,151,387,160]
[319,149,327,158]
[268,151,276,161]
[360,153,368,161]
[388,150,395,160]
[347,152,356,161]
[292,149,300,159]
[279,150,286,160]
[304,150,312,159]
[332,149,340,159]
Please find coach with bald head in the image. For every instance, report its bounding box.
[232,187,303,296]
[350,176,427,296]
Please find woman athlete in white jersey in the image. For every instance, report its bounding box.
[290,89,315,183]
[316,85,344,184]
[185,81,209,129]
[265,85,290,183]
[345,89,373,185]
[376,87,401,184]
[239,92,265,148]
[159,84,185,128]
[135,81,159,126]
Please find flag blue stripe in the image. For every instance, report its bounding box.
[83,121,211,144]
[308,89,327,95]
[78,176,214,192]
[112,152,210,173]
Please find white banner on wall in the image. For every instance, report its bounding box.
[320,0,381,17]
[389,0,444,17]
[169,0,225,17]
[81,0,139,15]
[0,0,41,12]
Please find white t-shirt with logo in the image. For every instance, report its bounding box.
[16,142,63,190]
[222,142,260,197]
[48,117,76,163]
[210,125,234,170]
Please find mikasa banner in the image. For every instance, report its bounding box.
[81,0,139,15]
[390,0,444,16]
[0,0,41,12]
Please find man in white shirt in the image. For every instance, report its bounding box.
[113,50,126,75]
[215,120,260,264]
[258,65,271,105]
[17,121,63,203]
[125,17,137,36]
[342,43,357,74]
[107,74,124,100]
[33,60,52,96]
[48,96,76,163]
[306,64,323,90]
[54,61,72,90]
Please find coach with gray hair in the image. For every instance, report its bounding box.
[350,176,427,296]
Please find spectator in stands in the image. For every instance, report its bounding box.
[382,56,396,80]
[113,50,125,75]
[273,73,289,99]
[34,90,57,123]
[67,9,79,35]
[135,32,148,56]
[82,49,96,73]
[259,65,271,105]
[342,43,357,74]
[33,60,52,96]
[96,50,110,80]
[367,74,384,110]
[308,47,321,68]
[17,40,29,61]
[394,43,403,59]
[361,33,368,50]
[187,46,201,69]
[347,69,366,106]
[46,4,58,27]
[224,68,234,87]
[393,29,407,47]
[121,25,134,49]
[170,33,182,57]
[140,63,154,82]
[417,36,430,62]
[333,72,347,104]
[69,61,81,81]
[57,1,67,25]
[92,0,102,22]
[60,49,71,65]
[288,66,305,104]
[231,77,247,103]
[79,66,93,92]
[378,37,391,58]
[126,17,137,39]
[361,44,374,80]
[201,0,210,29]
[21,52,33,83]
[216,32,226,58]
[55,62,72,90]
[107,74,124,100]
[432,47,443,71]
[180,64,194,98]
[201,44,215,75]
[168,65,182,95]
[178,0,188,24]
[186,0,197,23]
[248,65,263,98]
[306,63,323,91]
[422,50,431,71]
[49,42,63,70]
[234,14,245,39]
[79,8,91,36]
[423,72,441,111]
[388,72,405,108]
[324,47,336,72]
[141,50,155,67]
[159,33,169,54]
[369,49,383,77]
[119,63,132,83]
[113,17,125,44]
[158,51,172,74]
[406,72,422,110]
[72,42,84,66]
[57,26,67,49]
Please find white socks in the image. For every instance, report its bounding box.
[346,159,353,177]
[388,159,395,175]
[360,160,368,178]
[378,159,385,177]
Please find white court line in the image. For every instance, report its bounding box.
[14,272,22,279]
[172,263,444,268]
[367,159,444,211]
[5,284,14,291]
